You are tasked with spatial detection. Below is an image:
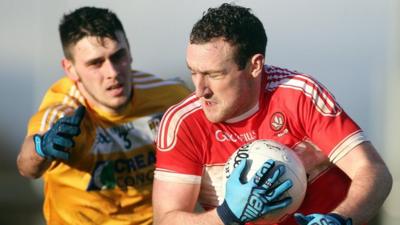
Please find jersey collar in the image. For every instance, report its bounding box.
[225,102,259,124]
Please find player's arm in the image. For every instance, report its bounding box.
[16,106,86,179]
[153,179,223,225]
[17,134,52,178]
[153,160,293,225]
[332,141,392,224]
[295,141,392,225]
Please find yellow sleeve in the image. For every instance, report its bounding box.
[27,77,84,135]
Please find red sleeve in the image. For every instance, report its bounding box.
[295,76,363,156]
[155,96,204,176]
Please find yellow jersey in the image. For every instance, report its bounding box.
[27,71,190,225]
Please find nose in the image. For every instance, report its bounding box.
[193,74,212,98]
[104,60,119,79]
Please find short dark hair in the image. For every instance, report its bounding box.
[190,3,267,70]
[59,6,127,60]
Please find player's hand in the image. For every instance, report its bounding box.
[33,105,86,161]
[217,159,293,225]
[294,213,352,225]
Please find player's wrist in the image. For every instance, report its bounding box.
[216,201,243,225]
[33,134,49,159]
[327,213,352,225]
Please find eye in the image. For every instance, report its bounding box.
[88,59,103,68]
[208,73,224,79]
[188,69,197,77]
[111,49,128,63]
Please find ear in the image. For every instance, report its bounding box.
[128,53,133,65]
[249,54,265,78]
[62,58,80,81]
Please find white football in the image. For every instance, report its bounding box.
[221,139,307,225]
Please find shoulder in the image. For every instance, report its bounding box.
[265,65,319,92]
[131,70,191,112]
[132,70,191,100]
[27,77,83,134]
[264,65,341,116]
[157,94,202,151]
[48,76,76,92]
[40,77,83,110]
[132,70,189,91]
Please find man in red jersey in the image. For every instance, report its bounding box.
[152,3,392,225]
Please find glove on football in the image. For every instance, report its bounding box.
[294,213,352,225]
[33,105,85,160]
[217,159,293,225]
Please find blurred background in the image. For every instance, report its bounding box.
[0,0,398,224]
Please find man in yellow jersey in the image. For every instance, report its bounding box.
[16,6,190,225]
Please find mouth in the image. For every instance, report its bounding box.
[203,100,216,108]
[107,83,123,90]
[107,83,124,96]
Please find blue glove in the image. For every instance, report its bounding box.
[217,159,293,225]
[33,105,85,160]
[294,213,352,225]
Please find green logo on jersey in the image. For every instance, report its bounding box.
[86,151,155,191]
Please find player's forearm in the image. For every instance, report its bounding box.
[333,161,392,224]
[155,208,223,225]
[16,135,51,179]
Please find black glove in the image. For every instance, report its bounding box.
[33,105,85,160]
[294,213,352,225]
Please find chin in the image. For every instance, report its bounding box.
[204,112,225,123]
[110,98,129,109]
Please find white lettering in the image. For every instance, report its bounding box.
[215,130,257,142]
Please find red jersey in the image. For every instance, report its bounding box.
[155,65,367,225]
